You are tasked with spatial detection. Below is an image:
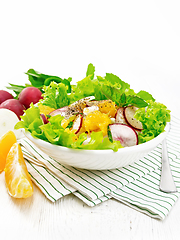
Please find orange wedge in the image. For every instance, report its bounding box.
[38,103,55,116]
[4,142,33,198]
[0,130,17,172]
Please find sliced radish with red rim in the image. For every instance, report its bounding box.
[72,114,83,134]
[40,114,49,124]
[115,107,127,124]
[109,123,138,147]
[49,106,69,117]
[124,106,143,130]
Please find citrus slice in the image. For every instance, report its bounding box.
[0,130,17,172]
[4,142,33,198]
[38,103,55,116]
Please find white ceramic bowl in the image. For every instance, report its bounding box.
[24,124,169,170]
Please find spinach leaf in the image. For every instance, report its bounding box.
[6,83,32,98]
[25,69,72,92]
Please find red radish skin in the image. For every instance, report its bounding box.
[0,90,14,104]
[18,87,43,109]
[109,123,138,147]
[40,114,49,124]
[123,106,143,130]
[0,99,26,120]
[72,114,83,134]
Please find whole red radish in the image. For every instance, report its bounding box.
[0,99,26,120]
[18,87,43,109]
[0,90,14,104]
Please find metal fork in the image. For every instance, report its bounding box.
[159,139,177,193]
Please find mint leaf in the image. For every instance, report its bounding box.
[126,95,148,108]
[101,84,121,105]
[120,93,126,105]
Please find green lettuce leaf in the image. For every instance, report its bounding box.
[134,100,171,143]
[86,63,95,80]
[15,104,123,151]
[105,73,130,91]
[69,76,95,103]
[41,82,70,109]
[15,103,43,131]
[72,131,122,151]
[15,104,46,140]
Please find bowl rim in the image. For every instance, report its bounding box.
[23,122,170,155]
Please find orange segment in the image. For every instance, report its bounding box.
[98,100,117,117]
[4,143,33,198]
[84,110,111,136]
[0,130,17,172]
[38,103,55,116]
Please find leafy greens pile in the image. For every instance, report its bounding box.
[15,63,171,151]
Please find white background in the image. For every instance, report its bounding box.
[0,1,180,240]
[1,0,180,108]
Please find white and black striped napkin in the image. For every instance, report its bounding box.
[18,115,180,220]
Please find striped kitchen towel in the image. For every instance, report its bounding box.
[18,115,180,220]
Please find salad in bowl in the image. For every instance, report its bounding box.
[14,64,170,169]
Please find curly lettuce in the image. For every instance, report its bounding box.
[40,82,70,109]
[134,100,171,143]
[15,104,122,151]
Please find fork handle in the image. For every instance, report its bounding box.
[159,139,177,193]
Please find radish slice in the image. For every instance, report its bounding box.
[109,123,138,147]
[72,114,83,134]
[49,106,69,117]
[115,107,127,124]
[40,114,49,124]
[49,97,95,118]
[0,109,21,139]
[49,105,82,119]
[124,106,143,130]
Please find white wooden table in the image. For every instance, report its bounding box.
[0,1,180,239]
